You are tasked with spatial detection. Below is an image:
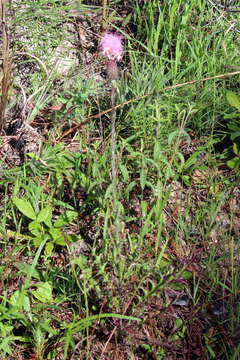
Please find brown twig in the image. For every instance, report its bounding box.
[58,70,240,141]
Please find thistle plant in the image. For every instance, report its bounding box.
[100,33,123,61]
[99,33,123,182]
[100,32,123,255]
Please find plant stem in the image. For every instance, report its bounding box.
[102,0,108,29]
[0,0,12,132]
[109,64,121,259]
[110,84,117,185]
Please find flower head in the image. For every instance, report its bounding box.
[100,33,123,61]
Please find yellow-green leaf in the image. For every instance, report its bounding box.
[226,91,240,111]
[44,241,54,256]
[12,198,36,220]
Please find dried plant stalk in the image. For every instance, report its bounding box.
[102,0,108,29]
[0,0,12,132]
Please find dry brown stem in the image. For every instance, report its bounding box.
[0,0,12,132]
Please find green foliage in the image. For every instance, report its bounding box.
[1,0,239,358]
[56,78,100,126]
[12,197,78,256]
[224,91,240,172]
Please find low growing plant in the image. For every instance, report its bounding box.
[12,197,78,256]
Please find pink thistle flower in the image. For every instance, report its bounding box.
[99,33,123,61]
